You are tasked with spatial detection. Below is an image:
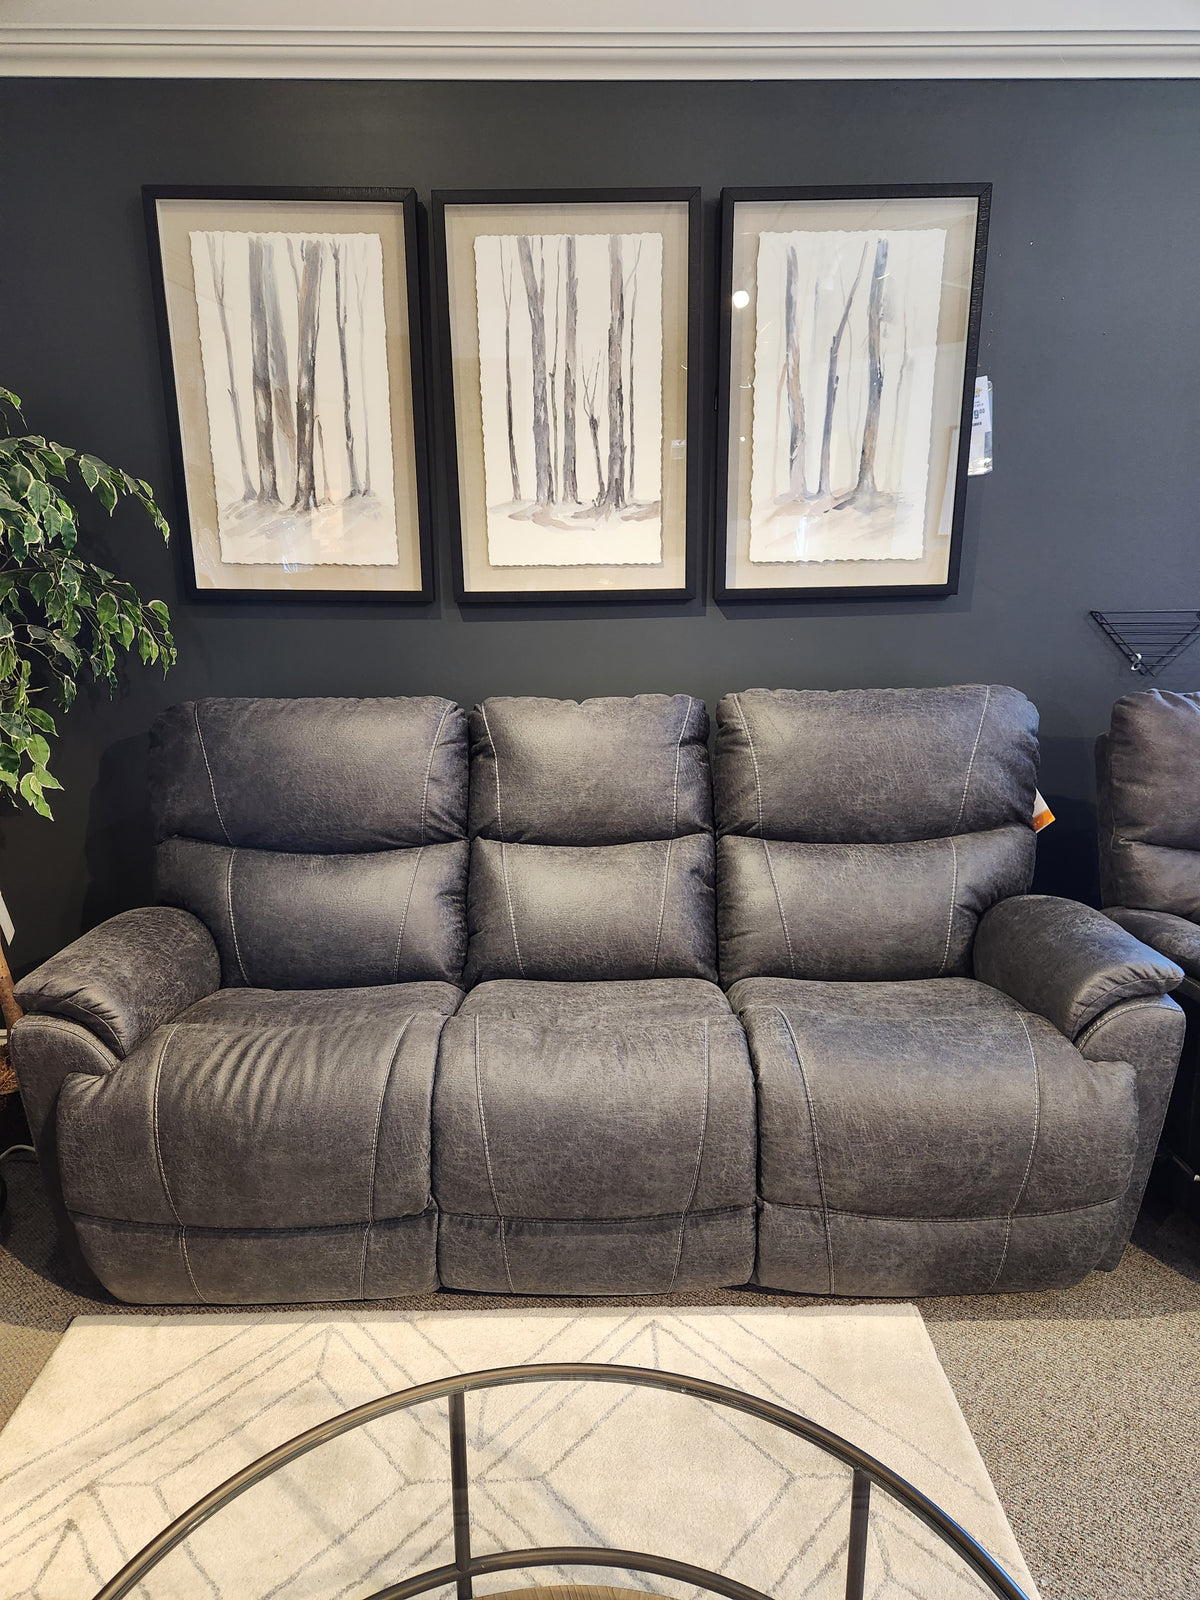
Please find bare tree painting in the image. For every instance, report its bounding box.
[474,231,663,569]
[747,228,946,565]
[190,230,398,567]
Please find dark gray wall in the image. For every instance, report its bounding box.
[3,77,1199,971]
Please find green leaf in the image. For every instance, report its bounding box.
[0,614,13,643]
[19,770,52,819]
[0,388,22,414]
[25,479,50,515]
[34,767,63,792]
[137,628,160,665]
[95,478,118,514]
[0,711,31,740]
[5,461,32,498]
[77,454,103,492]
[25,706,56,735]
[26,733,50,767]
[117,612,135,649]
[96,592,119,628]
[49,633,82,668]
[147,599,171,625]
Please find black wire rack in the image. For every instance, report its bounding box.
[1091,610,1200,677]
[91,1361,1031,1600]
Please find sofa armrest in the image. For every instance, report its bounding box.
[1103,907,1200,988]
[14,905,220,1057]
[973,894,1182,1041]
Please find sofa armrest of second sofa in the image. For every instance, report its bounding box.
[973,894,1183,1041]
[14,905,221,1057]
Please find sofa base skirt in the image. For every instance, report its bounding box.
[71,1210,439,1305]
[754,1198,1124,1297]
[438,1206,756,1295]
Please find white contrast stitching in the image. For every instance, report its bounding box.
[733,693,766,836]
[225,849,249,986]
[988,1013,1042,1290]
[734,693,795,976]
[667,1019,712,1291]
[420,703,455,845]
[194,703,232,845]
[670,698,690,836]
[777,1007,835,1294]
[177,1229,207,1304]
[474,1015,516,1292]
[150,1023,208,1304]
[766,1198,1113,1223]
[361,1016,413,1297]
[1075,996,1165,1052]
[480,701,505,842]
[939,835,960,976]
[28,1016,119,1073]
[954,685,991,833]
[480,702,525,978]
[498,843,525,978]
[392,846,425,981]
[651,838,675,977]
[761,840,797,978]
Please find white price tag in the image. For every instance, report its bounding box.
[968,376,993,476]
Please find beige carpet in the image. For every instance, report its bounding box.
[0,1306,1035,1600]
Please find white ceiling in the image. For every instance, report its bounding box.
[4,1,1200,77]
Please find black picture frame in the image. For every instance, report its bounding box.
[430,187,703,604]
[714,183,991,602]
[144,185,435,602]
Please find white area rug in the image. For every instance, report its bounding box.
[0,1307,1037,1600]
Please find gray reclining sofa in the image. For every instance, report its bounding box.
[11,686,1185,1304]
[1096,689,1200,1217]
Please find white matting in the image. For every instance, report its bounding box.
[0,1306,1038,1600]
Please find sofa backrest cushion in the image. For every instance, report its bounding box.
[151,697,469,987]
[465,695,716,984]
[714,686,1039,984]
[1097,690,1200,918]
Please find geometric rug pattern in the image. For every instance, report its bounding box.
[0,1307,1037,1600]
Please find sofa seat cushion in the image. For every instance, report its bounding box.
[727,974,1022,1021]
[432,986,756,1294]
[57,1010,447,1304]
[458,977,730,1023]
[739,977,1138,1296]
[178,981,464,1026]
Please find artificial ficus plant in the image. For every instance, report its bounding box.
[0,386,176,820]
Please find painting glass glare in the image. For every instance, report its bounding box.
[719,190,988,598]
[150,194,428,596]
[438,194,696,599]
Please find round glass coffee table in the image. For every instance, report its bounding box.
[89,1363,1031,1600]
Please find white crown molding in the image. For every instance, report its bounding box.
[3,26,1200,79]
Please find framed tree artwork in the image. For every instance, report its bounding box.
[432,188,702,602]
[144,186,433,599]
[716,185,990,600]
